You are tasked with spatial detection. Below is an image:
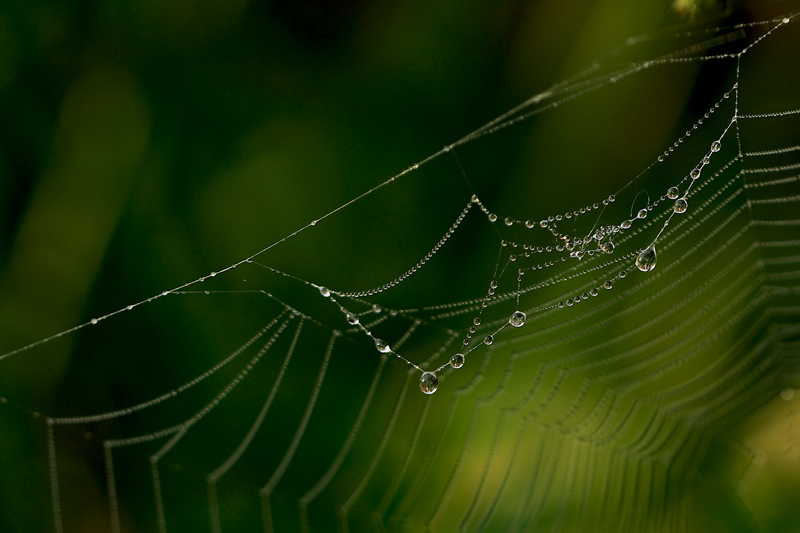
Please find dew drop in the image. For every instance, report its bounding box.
[372,304,382,313]
[473,317,481,326]
[601,242,615,254]
[509,311,526,327]
[450,353,465,369]
[637,209,647,219]
[319,286,331,297]
[667,187,679,199]
[374,338,391,353]
[488,213,498,222]
[346,313,360,325]
[590,288,599,296]
[783,16,791,23]
[673,198,688,213]
[419,372,438,394]
[504,217,514,226]
[636,245,657,272]
[484,335,494,346]
[540,220,548,228]
[690,168,701,180]
[558,302,565,308]
[566,298,574,307]
[490,280,498,289]
[471,194,479,203]
[525,220,534,228]
[711,140,721,152]
[621,220,632,229]
[604,280,613,289]
[619,269,627,278]
[91,318,98,325]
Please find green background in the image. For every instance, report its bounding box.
[1,0,800,531]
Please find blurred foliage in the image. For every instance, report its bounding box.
[1,0,799,531]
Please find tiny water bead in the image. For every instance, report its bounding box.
[667,187,679,199]
[488,213,498,222]
[484,335,494,346]
[618,269,627,278]
[473,317,481,326]
[711,140,721,152]
[346,313,359,325]
[604,280,613,289]
[636,245,657,272]
[450,353,465,369]
[673,198,688,213]
[319,286,331,297]
[590,288,599,296]
[420,372,438,394]
[509,311,526,327]
[374,338,391,353]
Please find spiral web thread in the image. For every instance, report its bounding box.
[1,9,800,533]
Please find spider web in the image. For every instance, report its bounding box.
[1,2,800,532]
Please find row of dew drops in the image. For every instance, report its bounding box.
[316,139,721,394]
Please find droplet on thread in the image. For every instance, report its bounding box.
[636,245,657,272]
[450,353,465,369]
[346,313,359,325]
[504,217,514,226]
[673,198,688,213]
[419,372,438,394]
[484,335,494,346]
[711,140,721,152]
[509,311,526,327]
[374,338,391,353]
[637,209,648,219]
[604,280,613,289]
[319,286,331,297]
[667,187,679,199]
[690,168,700,180]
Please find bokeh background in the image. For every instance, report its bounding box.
[1,0,799,531]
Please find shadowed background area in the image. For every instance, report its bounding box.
[1,0,800,531]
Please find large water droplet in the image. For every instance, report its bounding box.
[667,187,679,199]
[419,372,438,394]
[509,311,526,327]
[473,317,481,326]
[602,242,615,254]
[450,353,465,369]
[673,198,688,213]
[504,217,514,226]
[637,209,648,219]
[711,140,721,152]
[636,245,657,272]
[690,168,701,180]
[374,338,391,353]
[484,335,494,346]
[319,286,331,297]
